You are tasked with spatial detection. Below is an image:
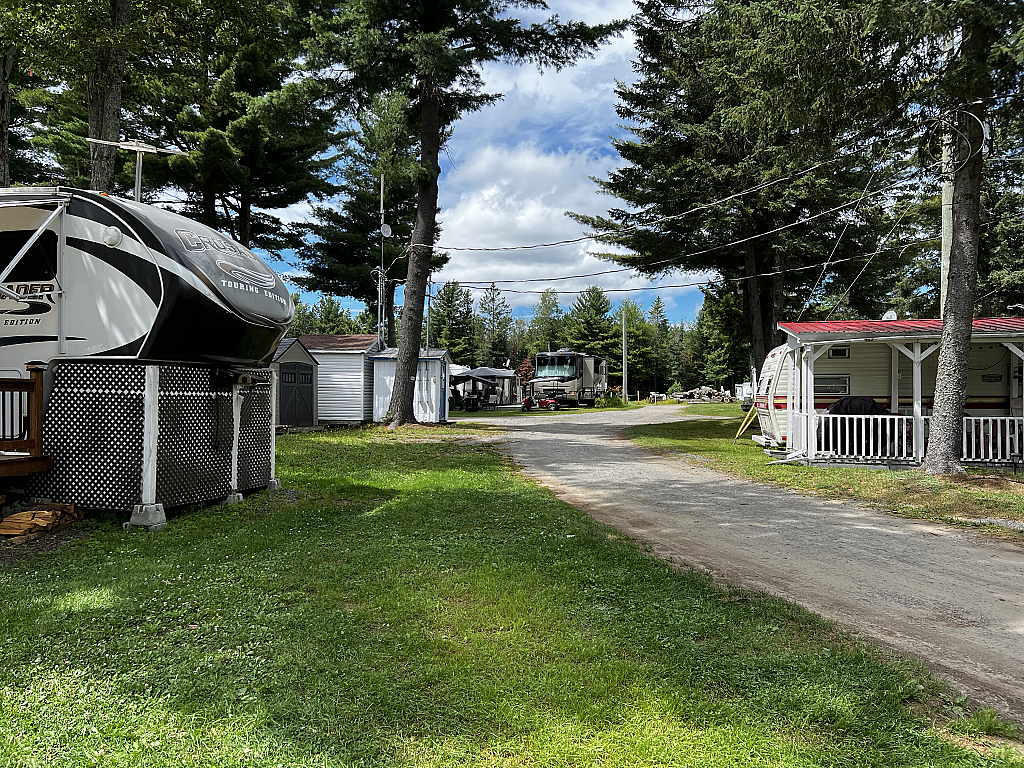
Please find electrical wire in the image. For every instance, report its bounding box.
[431,121,927,253]
[452,234,940,296]
[455,173,920,286]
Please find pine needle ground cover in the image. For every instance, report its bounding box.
[627,404,1024,532]
[1,427,1020,767]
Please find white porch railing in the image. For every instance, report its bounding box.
[814,414,1024,464]
[962,417,1024,462]
[817,414,914,460]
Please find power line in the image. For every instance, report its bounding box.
[455,234,940,296]
[455,173,920,286]
[445,208,1024,297]
[432,122,927,253]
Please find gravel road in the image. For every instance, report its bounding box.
[468,405,1024,722]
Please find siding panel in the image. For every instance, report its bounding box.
[311,351,370,423]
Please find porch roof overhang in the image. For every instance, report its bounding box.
[778,317,1024,345]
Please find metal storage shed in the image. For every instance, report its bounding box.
[371,348,453,423]
[271,338,318,428]
[299,334,382,424]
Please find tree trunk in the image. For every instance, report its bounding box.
[744,241,766,376]
[387,79,440,426]
[385,282,396,347]
[921,33,988,475]
[201,188,217,229]
[87,0,130,192]
[239,188,251,248]
[0,48,14,188]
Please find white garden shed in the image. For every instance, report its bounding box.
[371,348,453,423]
[300,334,383,425]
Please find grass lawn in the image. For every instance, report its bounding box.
[626,404,1024,532]
[1,425,1021,766]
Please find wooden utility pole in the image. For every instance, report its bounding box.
[622,306,628,405]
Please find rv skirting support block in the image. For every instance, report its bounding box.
[125,503,166,532]
[267,478,282,491]
[224,493,244,505]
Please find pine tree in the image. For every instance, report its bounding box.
[293,92,446,345]
[572,0,911,375]
[429,281,475,365]
[527,288,565,356]
[647,297,671,392]
[163,39,337,251]
[307,0,623,424]
[477,284,513,368]
[563,286,618,363]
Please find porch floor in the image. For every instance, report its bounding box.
[0,453,52,477]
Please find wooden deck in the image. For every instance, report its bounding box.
[0,453,51,477]
[0,366,50,478]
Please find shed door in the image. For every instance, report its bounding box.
[280,362,314,426]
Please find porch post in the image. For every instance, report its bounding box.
[786,347,798,451]
[890,345,899,414]
[1003,343,1024,413]
[805,346,816,461]
[913,342,924,462]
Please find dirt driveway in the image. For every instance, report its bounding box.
[468,405,1024,722]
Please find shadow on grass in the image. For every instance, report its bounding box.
[0,431,1010,767]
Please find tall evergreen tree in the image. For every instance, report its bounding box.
[563,286,618,363]
[164,39,337,251]
[527,288,565,356]
[476,283,513,368]
[306,0,624,424]
[647,296,671,392]
[428,281,475,365]
[294,92,446,345]
[573,0,913,376]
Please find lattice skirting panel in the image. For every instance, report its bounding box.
[29,364,146,510]
[29,362,276,512]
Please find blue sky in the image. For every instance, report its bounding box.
[277,0,710,325]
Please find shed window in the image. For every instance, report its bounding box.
[814,375,850,395]
[282,372,296,383]
[300,373,312,384]
[827,347,850,359]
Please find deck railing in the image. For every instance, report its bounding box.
[962,417,1024,462]
[817,414,915,460]
[814,413,1024,464]
[0,366,45,456]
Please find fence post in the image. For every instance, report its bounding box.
[25,363,45,457]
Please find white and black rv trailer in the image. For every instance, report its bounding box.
[527,348,608,406]
[0,187,293,529]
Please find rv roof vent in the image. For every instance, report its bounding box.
[555,348,574,354]
[881,310,897,321]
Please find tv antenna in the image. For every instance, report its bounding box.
[85,138,185,202]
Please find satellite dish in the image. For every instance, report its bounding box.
[381,223,393,238]
[881,310,898,321]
